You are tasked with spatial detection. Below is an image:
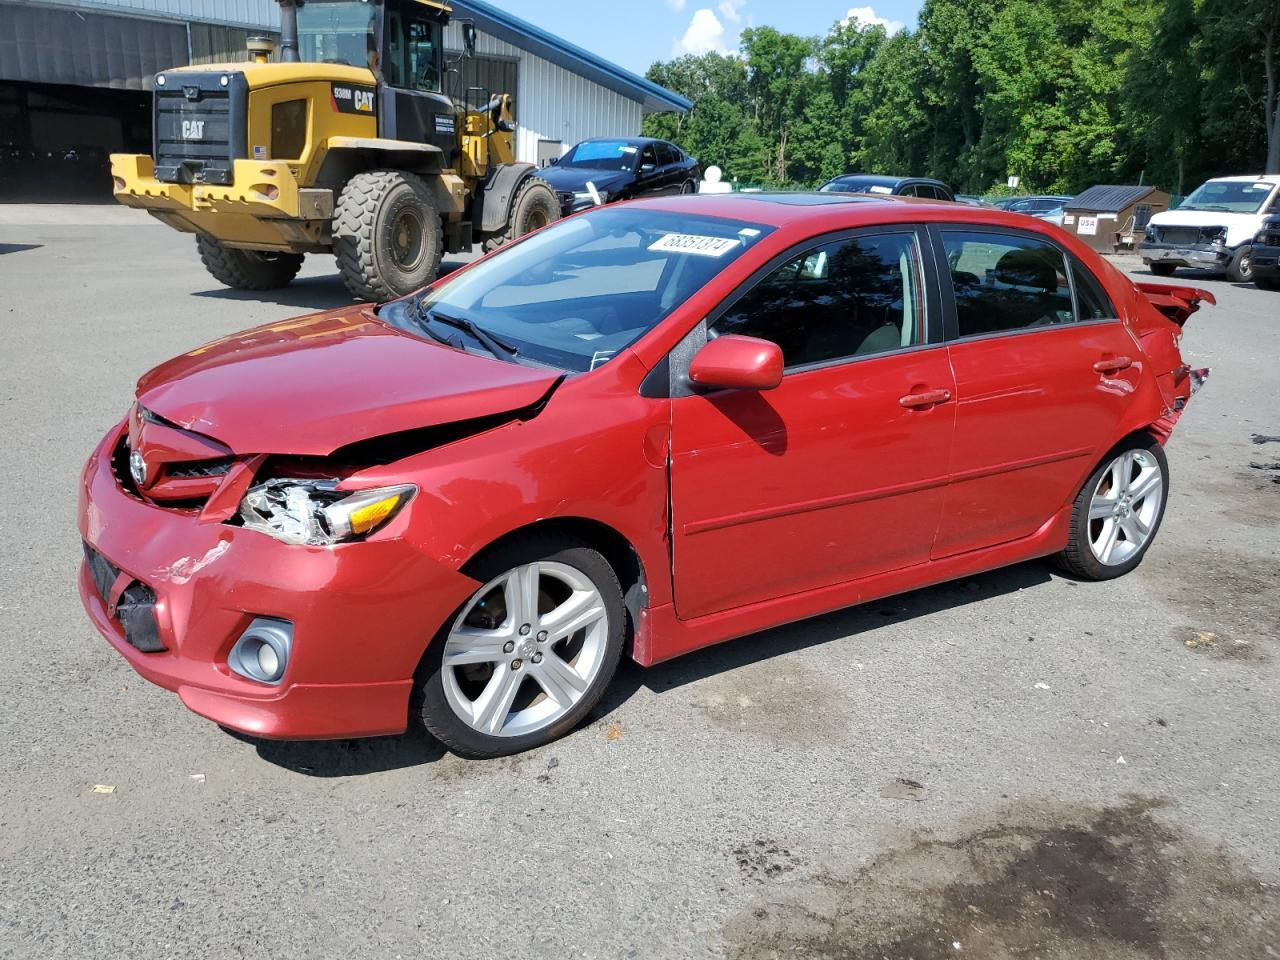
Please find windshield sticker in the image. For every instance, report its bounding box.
[590,350,617,369]
[648,233,740,257]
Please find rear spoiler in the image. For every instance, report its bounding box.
[1134,282,1217,326]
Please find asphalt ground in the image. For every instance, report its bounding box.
[1,205,1277,959]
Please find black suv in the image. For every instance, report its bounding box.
[1253,216,1280,290]
[818,174,955,201]
[541,138,700,215]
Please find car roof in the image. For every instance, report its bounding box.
[824,174,948,187]
[629,191,1001,229]
[1202,174,1280,184]
[575,136,665,147]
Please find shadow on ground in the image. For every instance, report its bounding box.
[243,559,1055,777]
[190,257,474,312]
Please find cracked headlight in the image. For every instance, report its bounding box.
[238,479,416,546]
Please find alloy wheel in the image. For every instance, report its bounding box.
[441,561,609,737]
[1087,449,1164,566]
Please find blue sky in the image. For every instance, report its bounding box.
[482,0,926,76]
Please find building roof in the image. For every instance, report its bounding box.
[451,0,692,114]
[1067,185,1160,212]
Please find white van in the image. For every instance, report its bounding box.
[1139,175,1280,282]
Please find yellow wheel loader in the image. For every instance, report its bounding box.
[110,0,559,301]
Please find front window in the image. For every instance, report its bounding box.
[1178,180,1277,214]
[405,208,775,372]
[297,0,376,69]
[558,141,640,172]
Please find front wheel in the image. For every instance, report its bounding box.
[1056,437,1168,581]
[414,535,625,758]
[333,170,443,302]
[1226,246,1253,283]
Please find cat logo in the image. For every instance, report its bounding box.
[181,120,206,140]
[331,83,377,115]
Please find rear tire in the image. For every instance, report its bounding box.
[1255,276,1280,291]
[480,176,560,253]
[413,534,625,758]
[1055,436,1168,581]
[1148,262,1177,277]
[1225,246,1254,283]
[333,169,442,302]
[195,236,303,290]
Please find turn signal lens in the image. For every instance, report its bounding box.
[321,485,416,541]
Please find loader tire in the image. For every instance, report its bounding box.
[196,236,303,291]
[333,170,443,302]
[481,176,559,253]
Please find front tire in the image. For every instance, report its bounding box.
[481,176,560,253]
[195,236,303,290]
[1056,437,1168,581]
[1148,262,1177,277]
[333,170,443,302]
[1226,246,1254,283]
[414,535,625,758]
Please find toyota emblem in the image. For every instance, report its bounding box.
[129,449,148,488]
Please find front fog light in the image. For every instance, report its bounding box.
[239,479,415,546]
[228,617,292,685]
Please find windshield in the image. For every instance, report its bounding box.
[298,0,375,68]
[404,208,775,372]
[1178,180,1277,214]
[559,141,640,172]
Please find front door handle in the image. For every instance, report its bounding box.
[1093,356,1133,374]
[899,388,952,409]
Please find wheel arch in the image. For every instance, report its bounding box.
[459,516,650,648]
[475,162,539,234]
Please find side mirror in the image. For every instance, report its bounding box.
[463,23,477,57]
[689,335,783,391]
[548,155,559,165]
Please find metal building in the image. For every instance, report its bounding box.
[0,0,689,198]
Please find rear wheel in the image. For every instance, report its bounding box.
[680,179,696,195]
[1255,276,1280,291]
[333,169,442,302]
[195,236,303,290]
[414,535,625,758]
[481,176,560,253]
[1225,246,1254,283]
[1148,262,1177,277]
[1056,437,1168,581]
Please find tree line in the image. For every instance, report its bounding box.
[641,0,1280,196]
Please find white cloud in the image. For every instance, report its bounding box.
[674,8,729,55]
[664,0,686,10]
[841,5,905,34]
[717,0,745,23]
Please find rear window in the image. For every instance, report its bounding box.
[941,230,1075,337]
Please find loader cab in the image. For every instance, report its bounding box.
[295,0,456,158]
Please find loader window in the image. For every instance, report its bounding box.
[384,11,443,93]
[297,0,376,68]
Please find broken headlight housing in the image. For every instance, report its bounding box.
[238,479,416,546]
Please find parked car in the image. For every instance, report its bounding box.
[540,137,699,216]
[993,195,1073,213]
[1139,175,1280,282]
[79,192,1211,758]
[818,174,955,201]
[954,194,994,207]
[1253,215,1280,290]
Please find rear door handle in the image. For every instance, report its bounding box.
[1093,356,1133,374]
[899,388,952,409]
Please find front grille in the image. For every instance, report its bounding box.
[165,459,232,480]
[82,543,166,653]
[1155,225,1220,245]
[153,71,248,186]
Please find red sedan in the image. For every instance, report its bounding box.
[78,193,1212,757]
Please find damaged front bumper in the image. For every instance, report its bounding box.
[77,421,476,740]
[1138,239,1232,270]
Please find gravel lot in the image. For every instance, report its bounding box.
[1,205,1277,959]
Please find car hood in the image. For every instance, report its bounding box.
[134,307,561,456]
[539,166,633,194]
